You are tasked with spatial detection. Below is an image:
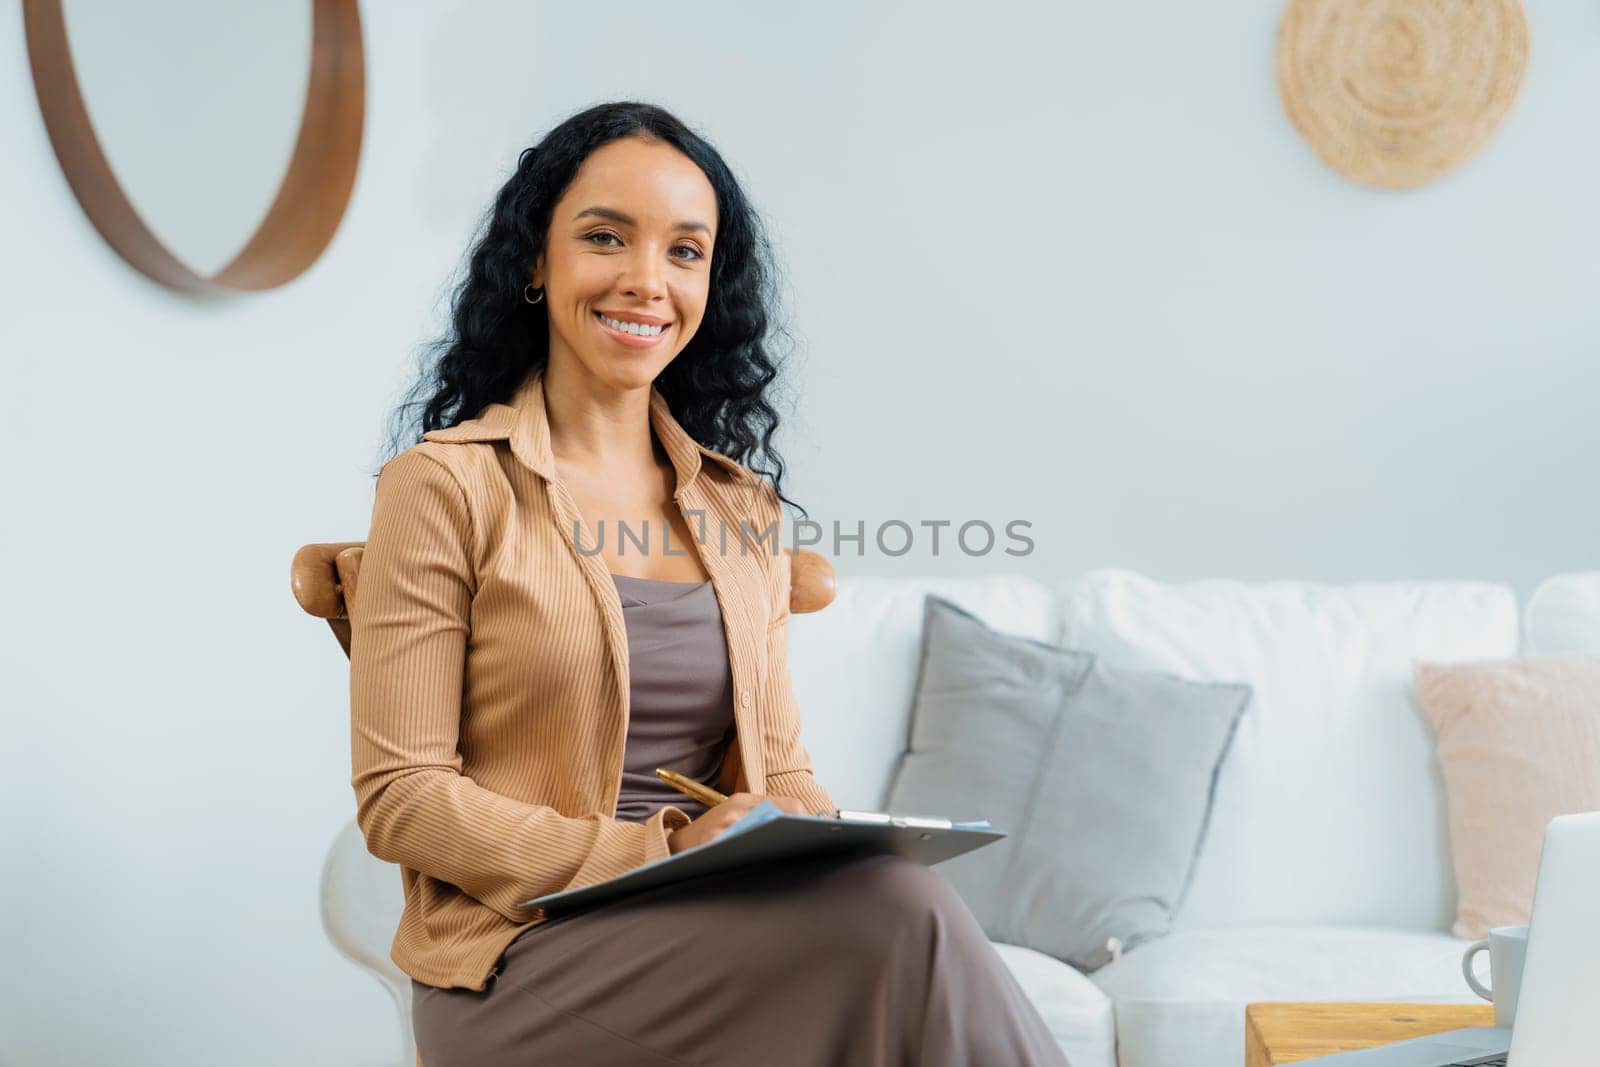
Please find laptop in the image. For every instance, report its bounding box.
[1301,810,1600,1065]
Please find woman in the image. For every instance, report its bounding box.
[351,100,1069,1066]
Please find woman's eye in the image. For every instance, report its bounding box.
[584,232,701,261]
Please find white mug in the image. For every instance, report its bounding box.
[1461,924,1529,1029]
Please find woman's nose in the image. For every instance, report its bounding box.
[619,247,669,299]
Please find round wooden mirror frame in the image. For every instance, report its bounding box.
[23,0,365,294]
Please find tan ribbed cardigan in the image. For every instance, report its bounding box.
[349,367,835,991]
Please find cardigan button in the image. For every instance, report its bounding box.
[741,689,751,708]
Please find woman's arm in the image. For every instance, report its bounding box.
[756,527,838,817]
[348,449,691,924]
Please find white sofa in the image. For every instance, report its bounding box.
[324,568,1600,1067]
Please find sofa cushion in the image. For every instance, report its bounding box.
[1089,926,1479,1067]
[1059,569,1519,930]
[1523,571,1600,655]
[1415,655,1600,938]
[786,575,1057,810]
[991,942,1117,1067]
[889,595,1250,971]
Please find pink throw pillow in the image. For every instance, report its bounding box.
[1413,655,1600,939]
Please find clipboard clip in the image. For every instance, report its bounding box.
[833,808,954,830]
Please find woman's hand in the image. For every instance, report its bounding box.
[667,792,808,854]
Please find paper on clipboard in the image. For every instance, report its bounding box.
[519,800,1006,919]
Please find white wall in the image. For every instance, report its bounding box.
[2,1,1595,1064]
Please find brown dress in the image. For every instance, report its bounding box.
[409,574,1070,1066]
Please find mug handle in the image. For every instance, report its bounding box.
[1462,940,1493,1001]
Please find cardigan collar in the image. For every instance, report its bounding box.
[421,367,753,497]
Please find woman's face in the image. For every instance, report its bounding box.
[532,136,719,393]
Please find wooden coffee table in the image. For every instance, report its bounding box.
[1245,1002,1496,1065]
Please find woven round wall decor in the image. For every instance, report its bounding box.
[1275,0,1530,189]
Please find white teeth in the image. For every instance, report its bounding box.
[599,313,665,337]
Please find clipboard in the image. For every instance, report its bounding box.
[519,800,1006,918]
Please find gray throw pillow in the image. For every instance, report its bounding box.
[886,595,1249,972]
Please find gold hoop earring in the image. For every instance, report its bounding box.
[523,284,544,305]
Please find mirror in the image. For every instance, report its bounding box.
[23,0,364,294]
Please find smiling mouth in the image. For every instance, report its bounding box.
[594,311,672,337]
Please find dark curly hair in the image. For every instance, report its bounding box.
[379,100,805,515]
